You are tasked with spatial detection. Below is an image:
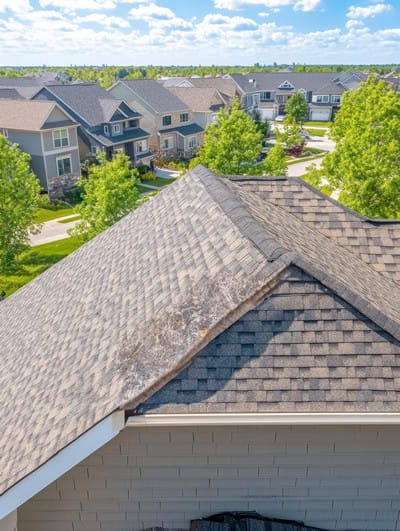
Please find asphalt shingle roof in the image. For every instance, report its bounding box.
[230,72,346,94]
[0,99,75,131]
[167,87,226,113]
[0,166,399,497]
[118,79,190,113]
[39,83,141,126]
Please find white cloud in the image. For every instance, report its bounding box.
[0,0,32,14]
[129,2,192,29]
[347,3,392,19]
[214,0,321,11]
[345,18,364,29]
[39,0,116,11]
[75,12,129,27]
[258,11,270,17]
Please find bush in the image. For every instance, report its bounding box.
[285,144,304,158]
[136,164,150,175]
[64,185,84,205]
[139,171,156,181]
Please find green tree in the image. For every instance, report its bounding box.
[322,76,400,218]
[72,152,140,241]
[0,135,41,269]
[262,143,287,176]
[284,92,309,125]
[190,99,263,175]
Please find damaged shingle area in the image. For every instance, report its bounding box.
[0,165,400,497]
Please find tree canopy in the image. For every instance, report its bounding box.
[0,135,41,270]
[322,76,400,218]
[72,152,140,241]
[284,92,309,125]
[190,99,264,175]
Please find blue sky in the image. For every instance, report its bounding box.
[0,0,399,66]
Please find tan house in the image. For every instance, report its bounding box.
[1,166,400,531]
[0,99,80,197]
[108,79,204,159]
[166,87,226,129]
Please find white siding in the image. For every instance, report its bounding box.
[18,425,400,531]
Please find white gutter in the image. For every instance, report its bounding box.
[126,412,400,427]
[0,410,125,521]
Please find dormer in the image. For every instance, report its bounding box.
[278,80,295,90]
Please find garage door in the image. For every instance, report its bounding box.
[310,110,330,121]
[260,108,275,120]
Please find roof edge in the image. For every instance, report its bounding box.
[0,411,125,518]
[294,256,400,343]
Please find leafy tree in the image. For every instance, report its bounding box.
[262,143,287,176]
[0,135,41,270]
[190,99,264,175]
[72,152,140,241]
[278,116,303,149]
[322,76,400,218]
[285,92,309,125]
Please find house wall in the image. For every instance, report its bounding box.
[18,424,400,531]
[6,131,47,188]
[0,511,17,531]
[41,127,78,153]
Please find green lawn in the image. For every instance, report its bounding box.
[304,128,327,137]
[140,177,177,188]
[34,204,75,223]
[0,236,83,298]
[303,121,332,127]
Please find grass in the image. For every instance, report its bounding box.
[303,121,332,127]
[304,128,327,137]
[57,215,81,224]
[0,236,83,297]
[34,204,74,223]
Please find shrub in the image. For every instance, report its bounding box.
[285,144,304,158]
[140,171,156,181]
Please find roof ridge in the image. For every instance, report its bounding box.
[231,181,400,342]
[193,165,290,264]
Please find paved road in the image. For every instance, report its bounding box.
[287,156,324,177]
[29,215,79,247]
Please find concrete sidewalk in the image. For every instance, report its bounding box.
[29,214,79,247]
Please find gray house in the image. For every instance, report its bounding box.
[108,79,204,159]
[0,99,80,197]
[33,83,153,167]
[1,166,400,531]
[230,72,353,121]
[166,87,226,129]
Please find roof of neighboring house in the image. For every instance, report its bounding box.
[230,72,350,95]
[159,123,203,136]
[1,166,400,498]
[0,77,44,99]
[37,83,141,127]
[114,79,190,113]
[0,88,23,99]
[186,77,238,99]
[0,99,76,131]
[88,126,150,147]
[167,87,226,113]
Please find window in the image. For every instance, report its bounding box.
[316,95,330,103]
[188,136,197,149]
[331,95,341,104]
[91,146,98,155]
[53,129,69,148]
[162,115,172,126]
[260,91,272,101]
[112,124,121,135]
[180,113,189,123]
[135,139,148,153]
[57,156,72,176]
[2,128,8,138]
[114,146,124,153]
[104,125,109,135]
[162,136,173,149]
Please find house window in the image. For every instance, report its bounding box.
[180,113,189,123]
[91,146,98,155]
[162,115,172,126]
[136,139,148,153]
[2,128,8,138]
[57,156,72,176]
[316,95,330,103]
[113,124,121,135]
[53,129,69,148]
[114,146,124,153]
[331,95,341,104]
[278,80,294,90]
[188,136,197,149]
[104,125,109,135]
[162,136,173,149]
[260,92,271,101]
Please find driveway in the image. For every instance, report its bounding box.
[29,215,79,247]
[287,156,324,177]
